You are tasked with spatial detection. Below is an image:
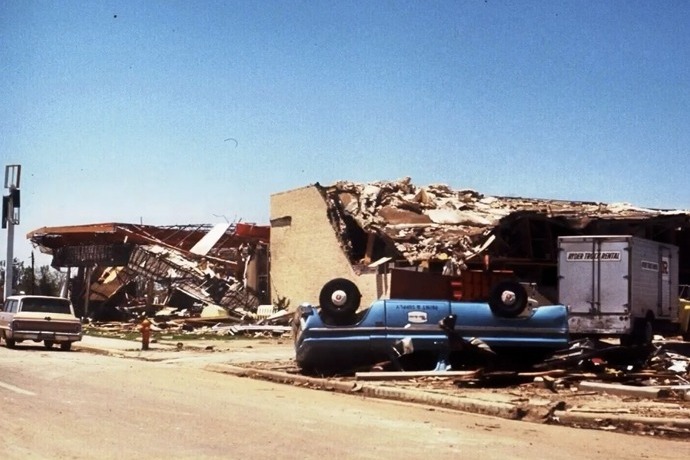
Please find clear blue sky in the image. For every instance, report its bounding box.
[1,0,689,264]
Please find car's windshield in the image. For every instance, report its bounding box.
[21,298,72,314]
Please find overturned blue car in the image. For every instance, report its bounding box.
[293,278,569,374]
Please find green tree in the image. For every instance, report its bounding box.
[0,258,25,296]
[15,260,35,295]
[1,259,62,296]
[37,265,61,296]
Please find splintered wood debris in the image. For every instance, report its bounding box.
[84,308,293,338]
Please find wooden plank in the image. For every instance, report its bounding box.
[578,381,665,399]
[355,370,480,381]
[190,223,231,255]
[363,232,375,265]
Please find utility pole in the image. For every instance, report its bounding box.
[3,164,21,301]
[31,251,35,295]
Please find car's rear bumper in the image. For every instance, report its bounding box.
[8,331,82,342]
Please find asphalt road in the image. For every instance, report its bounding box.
[0,344,685,460]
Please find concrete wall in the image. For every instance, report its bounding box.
[270,185,380,310]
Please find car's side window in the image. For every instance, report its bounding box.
[11,300,19,313]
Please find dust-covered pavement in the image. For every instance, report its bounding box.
[74,334,294,366]
[74,334,690,440]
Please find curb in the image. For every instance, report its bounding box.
[73,344,125,357]
[205,363,522,420]
[578,381,690,401]
[74,344,184,360]
[554,410,690,429]
[205,363,690,432]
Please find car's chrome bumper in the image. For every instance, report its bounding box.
[8,331,82,342]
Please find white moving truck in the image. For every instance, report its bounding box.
[558,235,679,345]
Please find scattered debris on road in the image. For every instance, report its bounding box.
[84,307,292,339]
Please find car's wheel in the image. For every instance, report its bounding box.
[44,341,54,350]
[5,338,16,349]
[488,280,528,318]
[319,278,361,321]
[60,342,72,351]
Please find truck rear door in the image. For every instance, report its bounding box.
[658,245,675,318]
[559,236,630,319]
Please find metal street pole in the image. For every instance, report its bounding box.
[4,213,14,300]
[3,164,21,302]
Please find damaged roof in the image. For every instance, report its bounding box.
[28,222,269,256]
[26,222,271,312]
[318,177,690,265]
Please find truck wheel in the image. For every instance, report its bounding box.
[622,319,653,346]
[637,319,654,345]
[488,280,528,318]
[44,341,54,350]
[60,342,72,351]
[319,278,361,322]
[633,318,653,345]
[641,320,653,344]
[5,338,16,349]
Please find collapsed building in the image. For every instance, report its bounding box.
[270,177,690,308]
[27,222,270,321]
[25,178,690,318]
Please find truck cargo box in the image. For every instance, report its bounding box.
[558,235,679,342]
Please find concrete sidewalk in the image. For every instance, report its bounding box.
[73,334,294,363]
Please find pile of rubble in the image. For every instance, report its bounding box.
[321,177,690,266]
[81,243,271,327]
[440,337,690,393]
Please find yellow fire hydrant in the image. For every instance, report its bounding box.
[140,318,151,351]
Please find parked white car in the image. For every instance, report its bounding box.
[0,295,82,351]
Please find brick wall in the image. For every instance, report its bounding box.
[270,185,380,310]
